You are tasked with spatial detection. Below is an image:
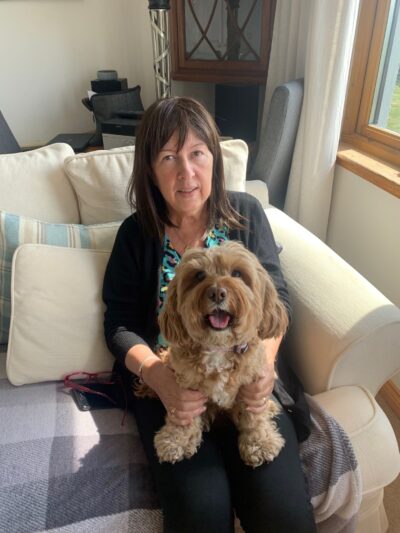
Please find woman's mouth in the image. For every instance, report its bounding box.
[177,187,198,196]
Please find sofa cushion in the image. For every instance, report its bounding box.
[219,139,248,192]
[64,140,248,225]
[245,180,269,208]
[0,210,120,345]
[64,145,135,225]
[0,143,80,223]
[7,245,116,385]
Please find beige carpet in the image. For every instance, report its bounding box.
[378,394,400,533]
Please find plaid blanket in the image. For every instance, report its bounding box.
[0,348,162,533]
[0,348,361,533]
[300,395,362,533]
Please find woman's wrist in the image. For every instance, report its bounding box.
[124,345,161,385]
[141,355,163,386]
[262,336,282,364]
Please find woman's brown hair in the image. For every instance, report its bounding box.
[127,96,243,240]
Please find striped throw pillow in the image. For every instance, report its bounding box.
[0,210,121,344]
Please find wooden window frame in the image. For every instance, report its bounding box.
[339,0,400,198]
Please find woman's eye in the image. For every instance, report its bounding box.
[193,150,204,158]
[231,270,242,278]
[163,155,175,162]
[195,271,206,282]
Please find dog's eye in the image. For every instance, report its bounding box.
[231,270,242,278]
[195,270,206,282]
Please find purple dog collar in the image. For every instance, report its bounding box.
[234,343,248,354]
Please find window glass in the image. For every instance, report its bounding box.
[369,0,400,134]
[184,0,263,61]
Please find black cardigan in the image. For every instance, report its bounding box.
[102,191,311,440]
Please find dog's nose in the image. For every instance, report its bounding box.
[207,285,227,304]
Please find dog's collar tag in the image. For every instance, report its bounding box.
[234,343,248,354]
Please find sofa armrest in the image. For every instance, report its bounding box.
[267,207,400,396]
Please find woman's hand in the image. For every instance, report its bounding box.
[143,358,208,426]
[239,336,282,414]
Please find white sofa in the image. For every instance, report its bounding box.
[0,142,399,533]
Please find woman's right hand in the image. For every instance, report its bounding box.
[143,357,208,426]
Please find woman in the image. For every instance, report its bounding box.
[103,96,316,533]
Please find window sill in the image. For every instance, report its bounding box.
[337,142,400,199]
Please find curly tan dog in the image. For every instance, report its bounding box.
[140,240,289,467]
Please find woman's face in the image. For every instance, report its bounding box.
[152,129,213,222]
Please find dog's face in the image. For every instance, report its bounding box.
[159,241,288,347]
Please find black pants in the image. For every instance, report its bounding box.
[128,390,316,533]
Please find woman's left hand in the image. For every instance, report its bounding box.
[239,336,282,414]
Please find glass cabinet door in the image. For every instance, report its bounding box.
[170,0,276,83]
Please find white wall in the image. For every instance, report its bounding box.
[0,0,156,146]
[327,166,400,307]
[0,0,214,147]
[171,80,215,116]
[327,166,400,388]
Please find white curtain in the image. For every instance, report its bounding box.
[263,0,360,241]
[259,0,310,131]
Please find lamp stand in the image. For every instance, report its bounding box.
[148,1,171,99]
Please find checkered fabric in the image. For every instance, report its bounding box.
[0,347,361,533]
[0,347,162,533]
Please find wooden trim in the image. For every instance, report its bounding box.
[341,0,400,177]
[356,0,392,134]
[342,132,400,168]
[342,0,378,135]
[171,69,268,84]
[380,380,400,417]
[337,141,400,198]
[360,124,400,150]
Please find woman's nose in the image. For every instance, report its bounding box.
[177,156,195,178]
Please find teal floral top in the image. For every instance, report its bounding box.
[156,224,228,348]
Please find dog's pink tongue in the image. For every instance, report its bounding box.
[209,312,230,329]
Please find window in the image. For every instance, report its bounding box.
[369,0,400,135]
[340,0,400,198]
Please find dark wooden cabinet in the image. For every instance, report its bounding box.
[170,0,276,84]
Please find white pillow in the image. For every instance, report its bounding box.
[64,140,248,225]
[0,143,80,223]
[7,245,115,385]
[0,209,120,345]
[245,180,269,208]
[220,139,248,192]
[64,145,135,225]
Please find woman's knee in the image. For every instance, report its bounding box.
[229,410,316,532]
[161,464,233,533]
[242,490,315,533]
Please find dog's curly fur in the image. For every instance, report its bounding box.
[137,241,289,467]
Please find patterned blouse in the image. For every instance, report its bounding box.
[156,224,228,349]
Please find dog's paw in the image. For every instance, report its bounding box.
[239,430,285,467]
[154,424,202,464]
[154,434,187,463]
[266,398,281,417]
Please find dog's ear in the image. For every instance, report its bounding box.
[257,266,289,340]
[159,276,187,346]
